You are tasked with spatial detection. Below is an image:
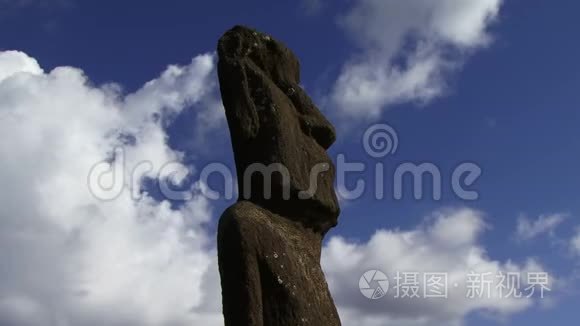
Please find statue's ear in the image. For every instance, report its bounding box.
[217,58,261,142]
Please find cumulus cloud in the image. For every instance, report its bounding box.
[323,208,550,326]
[0,50,223,325]
[0,51,43,81]
[571,229,580,256]
[515,214,567,241]
[330,0,503,118]
[301,0,323,15]
[0,50,554,326]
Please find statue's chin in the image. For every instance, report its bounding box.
[246,183,339,233]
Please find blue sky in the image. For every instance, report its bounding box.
[1,0,579,325]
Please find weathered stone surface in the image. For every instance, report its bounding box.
[217,25,341,326]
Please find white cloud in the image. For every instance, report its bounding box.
[330,0,503,118]
[301,0,323,15]
[571,229,580,256]
[323,208,549,326]
[515,214,567,241]
[0,51,43,82]
[0,50,223,325]
[0,50,555,326]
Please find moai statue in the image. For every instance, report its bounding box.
[217,25,341,326]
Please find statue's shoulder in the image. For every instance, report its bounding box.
[219,201,272,234]
[218,201,276,254]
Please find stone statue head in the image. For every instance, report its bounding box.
[217,25,340,233]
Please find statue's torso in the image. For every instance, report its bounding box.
[218,201,341,326]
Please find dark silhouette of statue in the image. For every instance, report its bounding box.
[216,25,341,326]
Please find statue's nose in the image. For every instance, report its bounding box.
[312,123,336,150]
[302,116,336,150]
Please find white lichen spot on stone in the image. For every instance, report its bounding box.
[277,275,283,285]
[273,252,279,259]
